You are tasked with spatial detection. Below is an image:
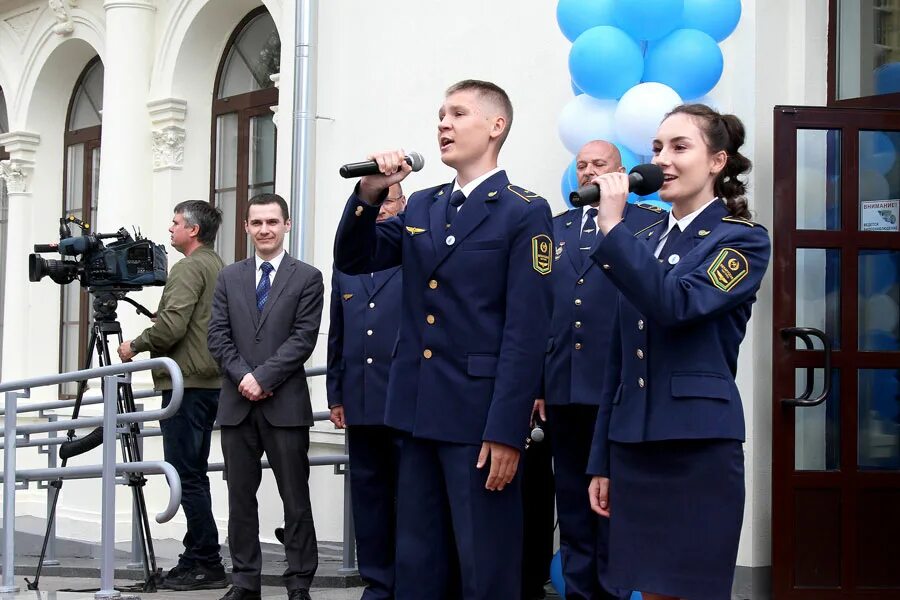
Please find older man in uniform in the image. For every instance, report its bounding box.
[537,140,664,600]
[326,182,405,600]
[333,79,553,599]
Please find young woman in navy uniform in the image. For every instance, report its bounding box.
[585,104,771,600]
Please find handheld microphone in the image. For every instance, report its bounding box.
[569,163,664,207]
[529,423,545,444]
[339,151,425,178]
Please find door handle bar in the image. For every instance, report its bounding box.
[779,327,832,407]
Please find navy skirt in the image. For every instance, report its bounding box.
[603,439,744,600]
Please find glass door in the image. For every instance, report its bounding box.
[772,106,900,598]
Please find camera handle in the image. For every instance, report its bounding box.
[121,295,156,320]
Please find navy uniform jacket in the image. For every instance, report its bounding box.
[326,266,402,426]
[544,203,667,406]
[587,200,771,476]
[334,170,554,449]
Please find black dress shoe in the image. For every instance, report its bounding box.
[287,589,311,600]
[275,527,285,544]
[219,586,261,600]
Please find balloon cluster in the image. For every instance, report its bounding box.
[557,0,742,207]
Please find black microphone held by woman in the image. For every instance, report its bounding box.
[569,163,664,207]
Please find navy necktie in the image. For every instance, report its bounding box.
[580,208,598,254]
[660,224,682,261]
[256,261,274,312]
[447,190,466,226]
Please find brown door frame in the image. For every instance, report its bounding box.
[772,105,900,598]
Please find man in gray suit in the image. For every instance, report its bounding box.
[207,193,324,600]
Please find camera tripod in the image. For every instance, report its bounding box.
[26,288,163,592]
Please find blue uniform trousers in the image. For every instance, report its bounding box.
[395,437,523,600]
[547,404,624,600]
[347,425,401,600]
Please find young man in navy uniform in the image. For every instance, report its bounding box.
[326,182,405,600]
[333,79,553,599]
[537,140,664,600]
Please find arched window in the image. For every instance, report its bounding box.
[0,86,9,374]
[60,58,103,395]
[211,8,280,264]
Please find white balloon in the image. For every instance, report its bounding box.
[557,95,618,154]
[614,83,683,156]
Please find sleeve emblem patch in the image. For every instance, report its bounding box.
[532,234,553,275]
[707,248,749,292]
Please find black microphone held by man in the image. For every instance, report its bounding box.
[569,163,664,207]
[339,151,425,178]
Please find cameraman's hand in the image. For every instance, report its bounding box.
[118,340,135,362]
[239,373,270,401]
[358,149,412,205]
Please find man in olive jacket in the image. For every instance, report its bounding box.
[119,200,227,591]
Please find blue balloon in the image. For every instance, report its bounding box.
[557,0,616,42]
[550,551,566,595]
[572,80,584,95]
[874,62,900,95]
[681,0,741,42]
[562,159,579,207]
[643,29,723,99]
[569,26,644,99]
[613,0,683,41]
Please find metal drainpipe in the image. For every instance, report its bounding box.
[289,0,317,262]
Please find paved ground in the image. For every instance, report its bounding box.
[0,576,365,600]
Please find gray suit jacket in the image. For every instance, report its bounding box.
[208,254,324,427]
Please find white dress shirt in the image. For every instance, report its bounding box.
[450,167,504,215]
[654,198,720,258]
[255,250,286,287]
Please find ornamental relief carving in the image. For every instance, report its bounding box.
[0,160,29,194]
[49,0,77,36]
[152,127,185,171]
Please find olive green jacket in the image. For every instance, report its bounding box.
[132,245,224,390]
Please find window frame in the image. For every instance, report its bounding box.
[59,58,102,394]
[828,0,900,108]
[209,6,279,264]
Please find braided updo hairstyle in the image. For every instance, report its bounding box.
[664,104,753,219]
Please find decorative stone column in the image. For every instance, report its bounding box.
[0,131,39,381]
[96,0,156,232]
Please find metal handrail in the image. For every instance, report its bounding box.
[1,362,356,592]
[1,357,184,597]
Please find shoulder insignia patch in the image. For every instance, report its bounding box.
[342,293,353,301]
[532,234,553,275]
[722,216,755,227]
[707,248,749,292]
[405,226,427,236]
[636,203,664,214]
[508,185,541,203]
[632,218,665,237]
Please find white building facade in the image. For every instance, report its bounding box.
[2,1,898,598]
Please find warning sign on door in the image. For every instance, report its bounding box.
[860,199,899,232]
